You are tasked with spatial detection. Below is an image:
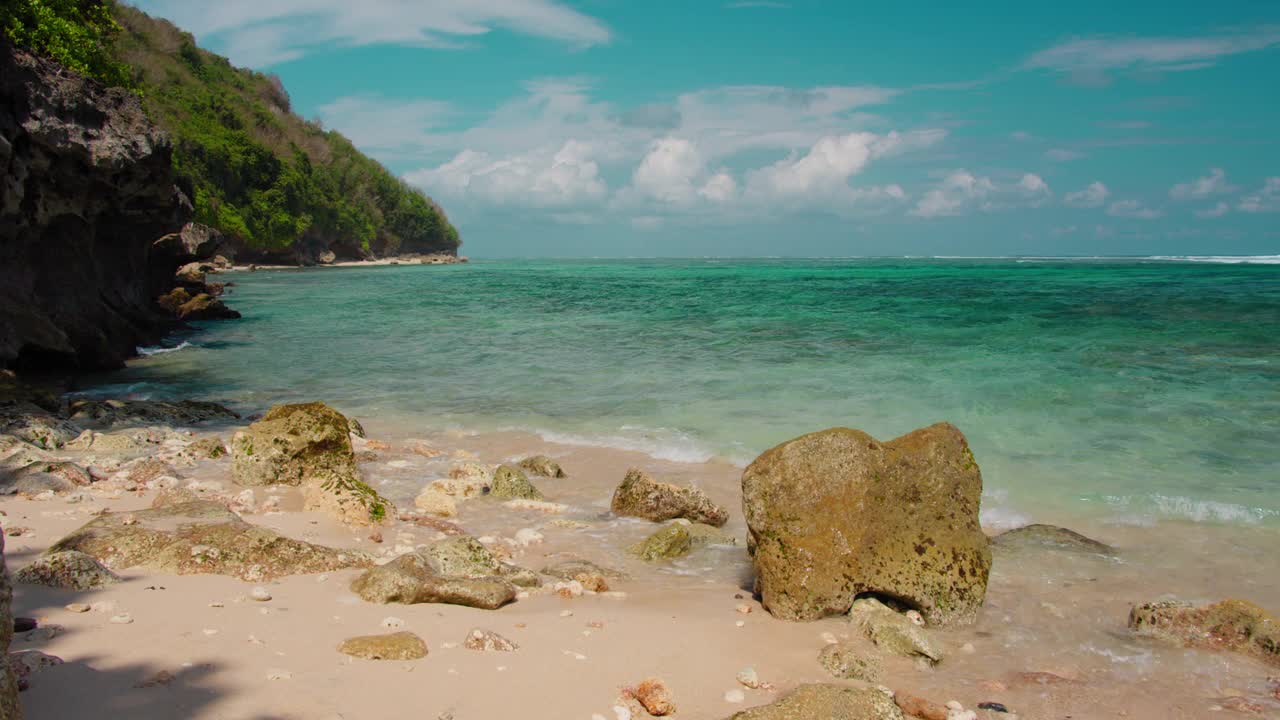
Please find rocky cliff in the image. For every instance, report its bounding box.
[0,39,194,372]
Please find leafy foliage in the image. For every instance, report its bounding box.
[1,0,132,86]
[5,1,459,257]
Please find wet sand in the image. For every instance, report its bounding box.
[6,418,1280,719]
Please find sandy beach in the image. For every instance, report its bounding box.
[4,410,1279,720]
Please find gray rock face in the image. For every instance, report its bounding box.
[0,40,192,371]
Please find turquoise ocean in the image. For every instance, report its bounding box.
[87,258,1280,528]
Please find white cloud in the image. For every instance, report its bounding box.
[1195,201,1230,219]
[1025,27,1280,75]
[699,172,738,203]
[1107,199,1163,219]
[407,140,606,208]
[1170,168,1237,199]
[631,138,707,205]
[1237,178,1280,213]
[1045,148,1084,162]
[1064,181,1110,208]
[135,0,612,66]
[746,133,877,197]
[910,171,1051,218]
[911,171,996,218]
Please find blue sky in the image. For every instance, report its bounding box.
[132,1,1280,257]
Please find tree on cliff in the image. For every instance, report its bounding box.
[0,0,131,86]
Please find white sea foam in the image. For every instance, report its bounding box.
[1103,494,1279,524]
[137,341,193,357]
[1146,255,1280,264]
[979,506,1032,530]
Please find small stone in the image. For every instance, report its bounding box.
[382,617,405,629]
[629,678,675,716]
[110,613,134,624]
[735,620,746,628]
[977,703,1009,714]
[896,693,949,720]
[736,604,752,614]
[560,610,574,617]
[463,628,518,652]
[65,603,91,613]
[338,631,429,660]
[736,667,760,689]
[266,669,292,680]
[725,689,746,704]
[369,532,383,543]
[250,586,272,602]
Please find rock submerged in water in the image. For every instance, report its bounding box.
[337,631,427,660]
[726,684,904,720]
[741,424,991,625]
[611,468,728,527]
[67,399,238,428]
[489,465,545,501]
[231,402,394,526]
[992,524,1115,556]
[516,455,567,478]
[15,551,120,590]
[44,500,371,581]
[1128,599,1280,666]
[629,521,736,561]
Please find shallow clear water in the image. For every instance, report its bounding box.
[85,258,1280,527]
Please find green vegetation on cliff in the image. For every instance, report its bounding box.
[3,0,459,260]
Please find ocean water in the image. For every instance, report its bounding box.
[89,258,1280,527]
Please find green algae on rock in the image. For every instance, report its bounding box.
[338,631,428,660]
[516,455,567,478]
[14,550,120,590]
[992,524,1116,556]
[489,465,545,500]
[231,402,395,526]
[817,641,881,681]
[726,684,904,720]
[630,523,694,561]
[349,552,517,610]
[741,423,991,625]
[611,468,728,527]
[45,500,371,582]
[1128,599,1280,666]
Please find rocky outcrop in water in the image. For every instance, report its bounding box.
[741,423,991,625]
[0,40,201,371]
[1129,598,1280,666]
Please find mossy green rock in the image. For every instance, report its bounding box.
[1128,599,1280,666]
[741,424,991,625]
[726,684,903,720]
[611,468,728,527]
[231,402,357,487]
[630,524,694,561]
[338,631,427,660]
[490,465,544,500]
[14,550,121,590]
[850,597,942,664]
[422,536,540,587]
[231,402,394,526]
[517,455,566,478]
[45,500,372,582]
[817,641,881,681]
[993,524,1115,556]
[350,552,517,609]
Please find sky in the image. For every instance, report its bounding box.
[130,1,1280,258]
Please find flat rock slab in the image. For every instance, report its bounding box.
[45,500,371,582]
[338,631,427,660]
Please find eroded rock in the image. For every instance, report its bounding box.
[489,465,544,501]
[851,597,943,664]
[44,500,371,581]
[337,631,427,660]
[742,424,990,625]
[726,684,904,720]
[611,468,728,527]
[1129,599,1280,666]
[349,552,517,610]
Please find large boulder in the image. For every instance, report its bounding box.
[349,552,517,610]
[611,468,728,527]
[726,684,903,720]
[1128,599,1279,666]
[44,500,371,582]
[0,533,21,718]
[231,402,394,526]
[741,424,990,625]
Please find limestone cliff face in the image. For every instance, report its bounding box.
[0,40,192,371]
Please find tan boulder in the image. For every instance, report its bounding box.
[611,468,728,527]
[337,631,427,660]
[741,424,990,625]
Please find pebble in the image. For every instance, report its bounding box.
[560,610,574,618]
[266,669,292,680]
[209,601,224,608]
[736,667,760,689]
[382,617,405,629]
[724,689,746,703]
[250,587,272,602]
[735,604,752,614]
[735,620,745,628]
[65,603,90,614]
[563,651,587,661]
[203,629,218,636]
[977,702,1009,713]
[905,610,925,626]
[109,614,134,625]
[629,678,675,716]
